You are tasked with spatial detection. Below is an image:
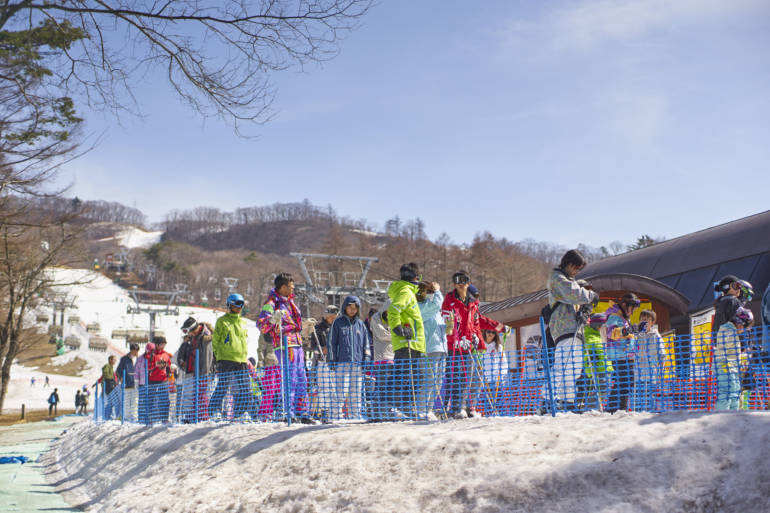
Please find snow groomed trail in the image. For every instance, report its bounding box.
[0,415,85,512]
[43,412,770,512]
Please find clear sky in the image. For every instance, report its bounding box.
[57,0,770,248]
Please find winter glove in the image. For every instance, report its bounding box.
[392,324,414,339]
[270,309,284,325]
[456,337,472,350]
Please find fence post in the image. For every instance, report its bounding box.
[282,335,292,426]
[121,368,126,425]
[194,349,200,424]
[101,380,106,421]
[539,317,556,417]
[93,384,98,421]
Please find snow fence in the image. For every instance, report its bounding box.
[93,326,770,425]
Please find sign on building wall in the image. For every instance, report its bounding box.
[690,308,715,377]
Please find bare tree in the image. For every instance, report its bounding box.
[3,1,373,131]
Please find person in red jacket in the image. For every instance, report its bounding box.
[441,270,485,419]
[147,336,172,423]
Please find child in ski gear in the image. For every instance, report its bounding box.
[388,263,428,419]
[418,282,447,420]
[328,295,370,419]
[257,273,312,422]
[209,293,253,421]
[369,301,397,421]
[633,309,665,412]
[714,307,753,410]
[546,250,597,408]
[147,337,172,423]
[442,270,485,418]
[713,275,744,332]
[604,293,640,413]
[575,313,612,411]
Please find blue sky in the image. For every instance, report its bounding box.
[58,0,770,248]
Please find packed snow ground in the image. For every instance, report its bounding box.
[44,412,770,512]
[97,227,163,249]
[6,268,259,411]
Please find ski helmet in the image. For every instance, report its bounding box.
[734,307,754,327]
[226,293,245,308]
[737,280,754,304]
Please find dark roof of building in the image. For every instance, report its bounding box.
[578,210,770,313]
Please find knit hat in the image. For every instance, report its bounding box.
[181,316,197,331]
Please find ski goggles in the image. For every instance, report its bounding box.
[452,273,470,284]
[181,325,197,334]
[229,300,245,308]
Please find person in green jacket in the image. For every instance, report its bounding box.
[209,293,254,420]
[576,313,613,411]
[387,262,428,418]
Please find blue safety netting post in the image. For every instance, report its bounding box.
[101,380,106,422]
[93,382,98,421]
[282,334,292,426]
[121,368,126,425]
[539,316,556,417]
[194,349,200,424]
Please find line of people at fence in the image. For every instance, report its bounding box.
[97,256,769,423]
[546,250,764,414]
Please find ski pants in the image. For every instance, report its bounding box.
[608,358,634,412]
[258,365,281,419]
[275,347,309,418]
[147,381,170,423]
[425,352,446,413]
[445,351,473,414]
[715,360,741,410]
[553,334,583,404]
[333,363,363,420]
[208,361,251,418]
[393,347,427,417]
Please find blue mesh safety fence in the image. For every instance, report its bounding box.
[94,326,770,424]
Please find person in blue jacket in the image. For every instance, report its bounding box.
[328,295,371,420]
[418,281,446,420]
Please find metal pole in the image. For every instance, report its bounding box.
[539,317,557,417]
[195,349,200,424]
[149,312,156,341]
[93,384,98,421]
[121,368,126,424]
[283,334,292,426]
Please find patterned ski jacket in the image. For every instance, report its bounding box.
[604,304,636,361]
[714,321,742,373]
[634,325,665,381]
[257,289,303,348]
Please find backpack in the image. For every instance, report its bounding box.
[48,393,56,404]
[541,301,565,325]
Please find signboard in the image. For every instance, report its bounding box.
[690,308,715,377]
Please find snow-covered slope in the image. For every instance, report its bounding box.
[44,412,770,512]
[7,268,259,411]
[97,227,162,249]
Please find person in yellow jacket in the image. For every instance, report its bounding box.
[387,263,428,419]
[209,293,253,420]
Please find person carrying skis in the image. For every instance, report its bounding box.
[546,249,598,410]
[258,273,314,423]
[387,263,427,419]
[442,270,485,419]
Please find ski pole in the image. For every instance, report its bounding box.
[470,349,499,416]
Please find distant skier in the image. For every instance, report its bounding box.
[48,388,60,416]
[44,376,50,388]
[75,390,82,414]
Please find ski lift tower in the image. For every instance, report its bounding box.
[290,253,382,313]
[223,277,239,293]
[45,292,78,330]
[126,288,180,340]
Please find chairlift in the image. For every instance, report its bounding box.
[65,335,81,350]
[86,322,101,334]
[36,314,50,323]
[88,336,108,352]
[68,315,81,324]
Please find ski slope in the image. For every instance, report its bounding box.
[6,268,260,412]
[43,412,770,512]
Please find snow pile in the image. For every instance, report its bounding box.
[44,412,770,512]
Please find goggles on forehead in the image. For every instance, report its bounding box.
[452,273,470,285]
[624,298,641,308]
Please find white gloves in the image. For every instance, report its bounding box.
[271,309,284,325]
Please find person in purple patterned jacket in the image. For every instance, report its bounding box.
[257,272,314,423]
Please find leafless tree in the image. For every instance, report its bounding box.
[2,0,373,131]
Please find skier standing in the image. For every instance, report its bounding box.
[210,294,252,421]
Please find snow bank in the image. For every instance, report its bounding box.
[44,412,770,512]
[110,227,163,249]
